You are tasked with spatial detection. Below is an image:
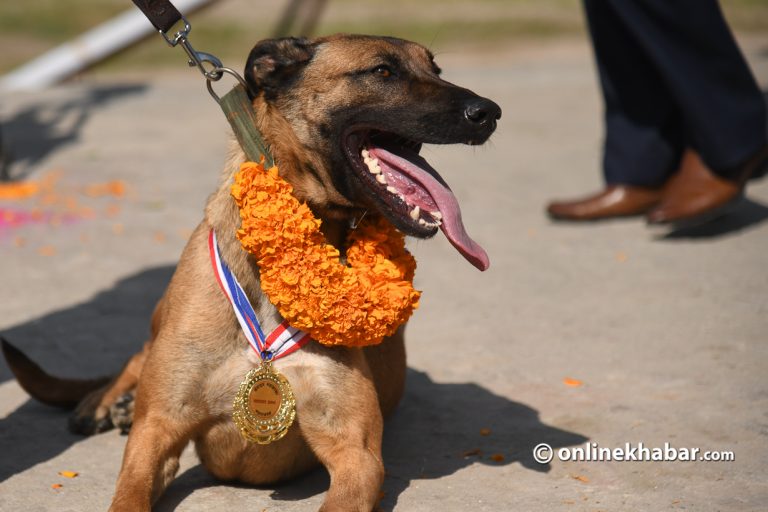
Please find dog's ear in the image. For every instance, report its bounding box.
[244,37,315,99]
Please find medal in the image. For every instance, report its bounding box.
[209,230,311,445]
[233,361,296,444]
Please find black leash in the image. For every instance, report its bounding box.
[131,0,274,166]
[132,0,184,33]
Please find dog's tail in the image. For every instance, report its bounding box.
[1,337,110,408]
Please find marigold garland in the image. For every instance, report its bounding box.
[231,161,421,346]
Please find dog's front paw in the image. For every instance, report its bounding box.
[110,392,135,435]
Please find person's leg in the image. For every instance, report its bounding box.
[546,0,676,220]
[587,0,684,187]
[605,0,768,224]
[603,0,766,176]
[550,0,767,223]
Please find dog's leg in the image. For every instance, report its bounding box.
[108,350,199,511]
[295,351,385,512]
[109,411,190,512]
[69,341,149,435]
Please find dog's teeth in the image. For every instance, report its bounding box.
[398,194,406,202]
[364,157,382,175]
[410,206,420,220]
[362,149,369,158]
[418,218,427,226]
[387,186,398,194]
[376,174,387,184]
[430,211,442,220]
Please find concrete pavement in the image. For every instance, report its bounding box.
[1,36,767,511]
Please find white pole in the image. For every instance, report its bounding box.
[0,0,216,92]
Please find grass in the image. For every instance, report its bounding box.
[0,0,125,40]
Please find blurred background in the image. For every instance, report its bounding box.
[1,0,766,80]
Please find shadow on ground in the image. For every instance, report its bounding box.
[0,265,174,483]
[267,368,588,511]
[0,84,146,181]
[380,370,587,509]
[1,265,587,509]
[657,197,768,240]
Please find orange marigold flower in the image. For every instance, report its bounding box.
[233,161,420,347]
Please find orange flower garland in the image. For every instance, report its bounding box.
[232,161,421,346]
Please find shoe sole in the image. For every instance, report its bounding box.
[547,211,651,222]
[647,193,745,231]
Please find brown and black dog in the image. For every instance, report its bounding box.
[2,34,500,511]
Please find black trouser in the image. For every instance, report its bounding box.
[585,0,767,187]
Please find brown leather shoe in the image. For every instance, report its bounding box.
[646,146,768,225]
[547,185,663,221]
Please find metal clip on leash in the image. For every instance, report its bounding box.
[132,0,274,165]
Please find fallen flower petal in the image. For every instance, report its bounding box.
[563,377,583,387]
[38,245,56,257]
[0,181,39,200]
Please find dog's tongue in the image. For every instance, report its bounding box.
[367,144,490,271]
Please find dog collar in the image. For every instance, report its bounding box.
[208,229,311,361]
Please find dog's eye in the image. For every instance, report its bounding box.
[372,65,394,78]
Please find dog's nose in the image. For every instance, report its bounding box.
[464,98,502,126]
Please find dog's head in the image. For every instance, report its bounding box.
[244,34,501,270]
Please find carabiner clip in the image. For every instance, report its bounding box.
[160,16,191,47]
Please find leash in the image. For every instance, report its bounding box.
[131,0,273,166]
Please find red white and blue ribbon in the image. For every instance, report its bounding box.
[208,229,311,361]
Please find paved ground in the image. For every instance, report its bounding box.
[1,34,767,512]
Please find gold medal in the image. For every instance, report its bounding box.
[232,361,296,444]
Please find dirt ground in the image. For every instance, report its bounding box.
[1,29,767,512]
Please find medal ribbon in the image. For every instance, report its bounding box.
[208,229,311,361]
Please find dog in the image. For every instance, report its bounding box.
[2,34,500,511]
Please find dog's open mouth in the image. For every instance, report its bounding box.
[344,129,489,271]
